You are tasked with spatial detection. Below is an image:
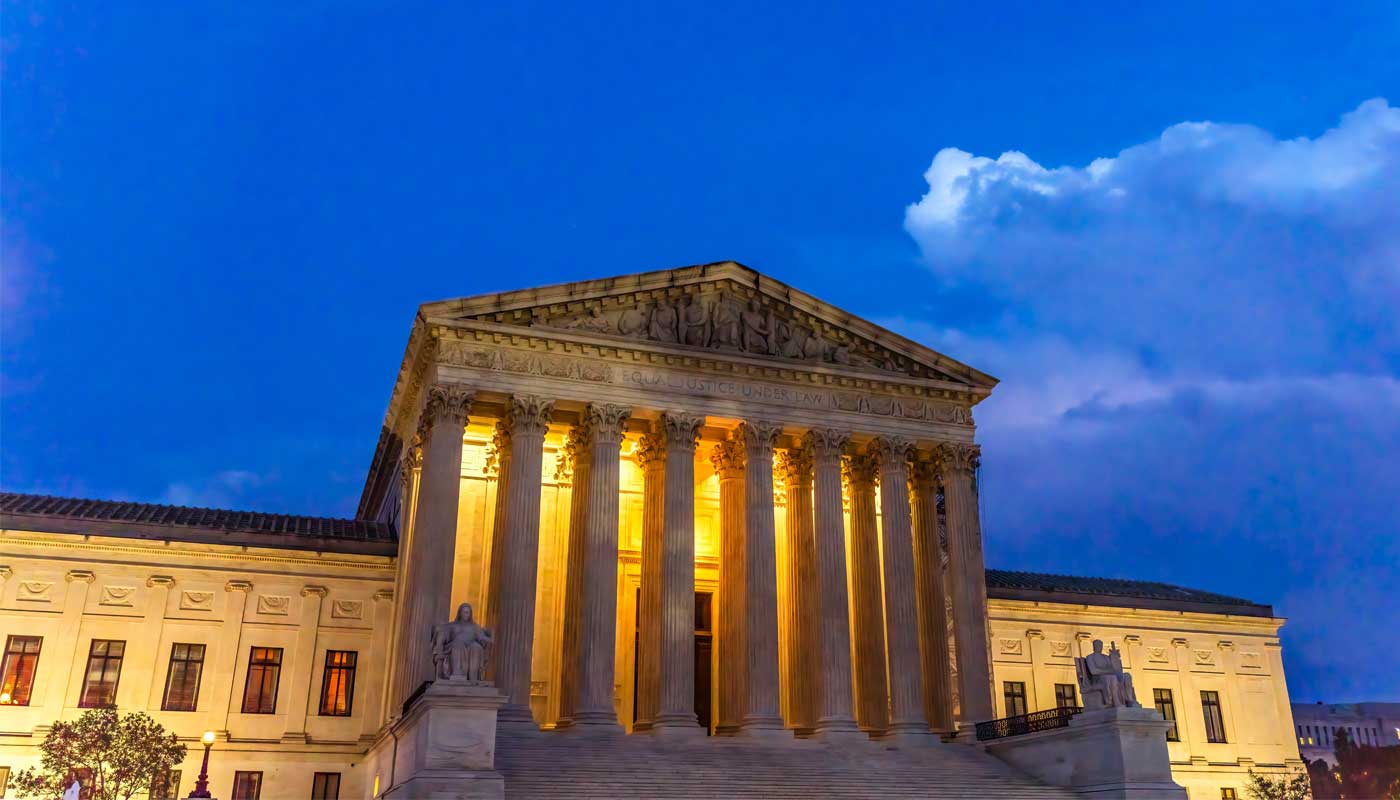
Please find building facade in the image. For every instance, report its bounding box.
[0,264,1303,799]
[1290,702,1400,765]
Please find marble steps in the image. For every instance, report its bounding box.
[495,728,1076,799]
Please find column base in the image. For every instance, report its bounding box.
[646,718,706,738]
[810,718,868,745]
[951,721,980,744]
[567,710,624,735]
[496,701,540,731]
[738,715,791,741]
[876,726,940,747]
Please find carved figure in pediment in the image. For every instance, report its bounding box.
[741,298,773,354]
[710,297,743,350]
[788,325,823,360]
[560,306,611,334]
[649,299,679,343]
[679,294,710,347]
[617,304,650,337]
[826,342,851,365]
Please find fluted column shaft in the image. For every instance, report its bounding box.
[911,458,955,732]
[650,413,705,733]
[635,436,665,730]
[483,423,513,632]
[845,453,889,734]
[495,395,555,724]
[941,443,993,727]
[779,448,819,731]
[739,421,785,734]
[393,384,472,711]
[806,430,860,737]
[872,437,929,739]
[573,404,632,727]
[556,428,591,727]
[711,439,746,735]
[384,442,421,720]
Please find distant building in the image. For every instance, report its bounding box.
[1291,702,1400,764]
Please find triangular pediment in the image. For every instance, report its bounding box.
[420,261,997,390]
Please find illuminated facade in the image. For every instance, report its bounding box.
[0,264,1302,799]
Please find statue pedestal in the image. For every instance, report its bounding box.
[368,680,508,799]
[984,707,1187,799]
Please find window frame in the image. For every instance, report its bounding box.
[232,771,263,800]
[241,647,283,715]
[318,650,358,717]
[1201,690,1227,743]
[1153,688,1180,741]
[1002,681,1028,717]
[0,635,43,706]
[161,643,206,712]
[1053,683,1077,709]
[150,769,182,800]
[1221,788,1238,800]
[78,639,126,709]
[311,772,342,800]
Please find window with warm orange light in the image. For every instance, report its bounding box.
[0,636,42,706]
[161,643,205,712]
[232,771,263,800]
[241,648,282,714]
[150,769,181,800]
[318,651,357,717]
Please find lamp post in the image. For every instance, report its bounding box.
[187,730,216,799]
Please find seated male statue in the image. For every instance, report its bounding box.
[1075,639,1140,709]
[431,602,493,683]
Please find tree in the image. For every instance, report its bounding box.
[12,709,186,800]
[1246,768,1313,800]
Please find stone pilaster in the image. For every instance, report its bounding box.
[131,575,174,710]
[805,429,861,739]
[871,436,932,742]
[383,441,421,721]
[282,585,328,742]
[646,412,706,735]
[910,456,955,733]
[213,580,253,734]
[555,426,591,728]
[777,446,819,732]
[393,383,473,712]
[572,403,632,729]
[844,452,889,734]
[710,437,746,736]
[494,395,555,724]
[939,442,993,729]
[738,421,785,736]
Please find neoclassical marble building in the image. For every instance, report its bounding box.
[0,263,1302,799]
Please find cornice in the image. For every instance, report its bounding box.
[2,531,398,575]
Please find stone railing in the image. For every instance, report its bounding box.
[975,706,1082,741]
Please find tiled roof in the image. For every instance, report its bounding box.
[1,492,396,551]
[985,568,1270,614]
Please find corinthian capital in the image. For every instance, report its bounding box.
[636,431,666,470]
[868,436,914,469]
[842,453,879,487]
[656,411,704,452]
[421,383,474,432]
[738,420,781,455]
[803,428,850,461]
[709,437,746,476]
[937,442,981,474]
[776,448,813,487]
[908,454,940,490]
[583,403,632,447]
[506,395,554,438]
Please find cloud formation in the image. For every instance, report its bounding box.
[899,99,1400,701]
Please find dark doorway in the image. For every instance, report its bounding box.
[694,591,713,734]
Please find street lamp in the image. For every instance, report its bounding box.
[187,730,216,799]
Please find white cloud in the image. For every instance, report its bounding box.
[161,469,264,508]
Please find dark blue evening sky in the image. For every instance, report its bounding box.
[4,2,1398,702]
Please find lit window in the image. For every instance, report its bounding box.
[1054,683,1077,709]
[241,648,282,714]
[1003,681,1027,717]
[79,640,126,708]
[0,635,42,705]
[1153,689,1179,742]
[1221,789,1237,800]
[150,769,182,800]
[319,651,357,717]
[312,772,342,800]
[233,771,263,800]
[162,644,205,711]
[1201,691,1227,744]
[0,766,11,797]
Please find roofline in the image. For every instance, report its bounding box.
[986,584,1276,618]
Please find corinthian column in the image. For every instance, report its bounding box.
[484,422,513,632]
[738,421,786,736]
[494,395,555,725]
[910,455,955,734]
[635,433,665,731]
[805,429,861,740]
[710,437,746,736]
[572,403,632,729]
[871,437,934,744]
[940,442,993,730]
[556,426,591,728]
[777,446,818,732]
[844,452,889,734]
[393,383,472,711]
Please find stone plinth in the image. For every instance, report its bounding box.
[984,707,1187,799]
[372,680,508,799]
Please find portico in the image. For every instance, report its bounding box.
[369,262,998,741]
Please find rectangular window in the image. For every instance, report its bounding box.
[0,636,42,706]
[0,766,10,798]
[241,648,282,714]
[1054,683,1077,708]
[161,644,205,712]
[311,772,341,800]
[1201,690,1227,743]
[150,769,181,800]
[78,640,125,708]
[232,771,263,800]
[319,651,357,717]
[1003,681,1027,717]
[1153,688,1179,741]
[1221,789,1237,800]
